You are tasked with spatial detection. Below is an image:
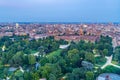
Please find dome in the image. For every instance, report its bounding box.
[97,73,120,80]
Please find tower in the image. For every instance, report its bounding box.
[79,28,83,35]
[16,23,19,28]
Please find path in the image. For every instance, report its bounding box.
[6,77,10,80]
[101,55,120,69]
[19,66,24,73]
[110,63,120,69]
[59,43,70,49]
[94,54,100,57]
[33,52,39,56]
[101,55,113,69]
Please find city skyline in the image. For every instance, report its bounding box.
[0,0,120,22]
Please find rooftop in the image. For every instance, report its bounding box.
[97,73,120,80]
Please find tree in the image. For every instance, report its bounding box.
[31,72,39,80]
[95,67,103,77]
[72,68,85,79]
[79,50,86,59]
[40,57,49,66]
[48,74,56,80]
[11,51,24,66]
[24,72,31,80]
[96,36,113,56]
[23,55,29,65]
[66,73,74,80]
[40,63,53,79]
[103,49,108,57]
[114,47,120,63]
[67,49,79,66]
[86,71,94,80]
[51,64,62,78]
[28,55,36,65]
[40,63,61,79]
[3,68,8,76]
[14,70,24,79]
[85,53,95,63]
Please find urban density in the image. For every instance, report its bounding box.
[0,23,120,47]
[0,23,120,80]
[0,0,120,80]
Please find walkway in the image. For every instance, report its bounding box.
[101,55,120,69]
[19,66,24,73]
[59,43,70,49]
[101,55,113,69]
[110,63,120,69]
[33,52,39,56]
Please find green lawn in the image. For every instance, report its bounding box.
[112,61,120,66]
[47,49,62,58]
[102,65,120,74]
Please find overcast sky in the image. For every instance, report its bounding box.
[0,0,120,22]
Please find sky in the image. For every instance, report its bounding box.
[0,0,120,22]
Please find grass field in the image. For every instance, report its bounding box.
[47,49,62,58]
[103,65,120,74]
[112,61,120,66]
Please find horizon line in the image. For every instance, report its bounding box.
[0,22,120,24]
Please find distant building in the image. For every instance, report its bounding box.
[4,32,13,36]
[34,34,48,40]
[97,73,120,80]
[55,35,99,42]
[16,23,19,28]
[79,28,83,35]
